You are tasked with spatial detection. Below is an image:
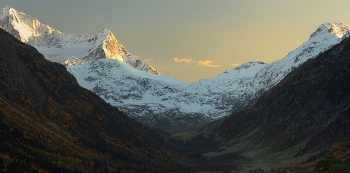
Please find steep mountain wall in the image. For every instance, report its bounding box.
[214,35,350,159]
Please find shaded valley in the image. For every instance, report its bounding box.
[171,31,350,172]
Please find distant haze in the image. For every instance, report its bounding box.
[1,0,350,82]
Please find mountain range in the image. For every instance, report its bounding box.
[1,5,350,173]
[0,18,244,173]
[1,6,350,132]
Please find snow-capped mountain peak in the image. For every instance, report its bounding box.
[0,6,159,74]
[310,22,350,39]
[1,5,14,18]
[84,28,128,63]
[217,61,267,79]
[0,5,54,42]
[234,61,266,71]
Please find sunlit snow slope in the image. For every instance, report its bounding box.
[0,6,158,74]
[1,6,349,125]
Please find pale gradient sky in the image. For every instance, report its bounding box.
[1,0,350,82]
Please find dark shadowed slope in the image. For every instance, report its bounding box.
[178,34,350,172]
[213,35,350,159]
[0,28,189,172]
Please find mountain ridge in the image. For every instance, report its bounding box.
[1,6,349,132]
[179,30,350,172]
[223,33,350,154]
[0,27,186,172]
[0,5,159,74]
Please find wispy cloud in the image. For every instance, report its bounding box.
[173,58,196,63]
[144,58,154,63]
[197,60,222,67]
[173,58,222,67]
[231,63,240,67]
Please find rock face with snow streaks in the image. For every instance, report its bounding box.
[0,6,158,74]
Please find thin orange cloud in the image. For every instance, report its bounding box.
[197,60,222,67]
[173,58,195,63]
[144,58,154,63]
[231,63,240,67]
[173,58,222,67]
